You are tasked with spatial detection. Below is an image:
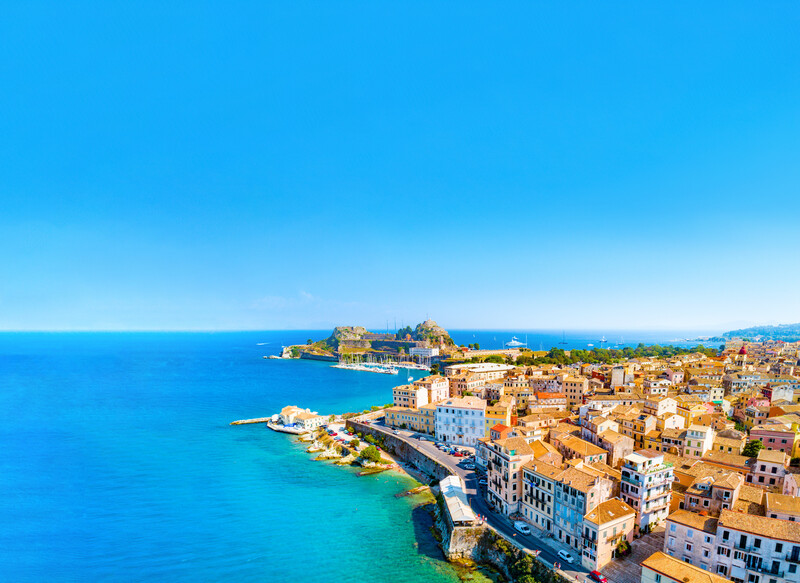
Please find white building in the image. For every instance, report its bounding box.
[410,347,439,358]
[435,396,487,446]
[714,509,800,583]
[684,425,716,458]
[620,450,674,531]
[665,510,719,570]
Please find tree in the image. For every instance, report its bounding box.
[306,338,313,345]
[743,440,764,457]
[350,438,360,448]
[474,343,480,350]
[361,445,382,463]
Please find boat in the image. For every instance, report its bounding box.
[599,336,607,344]
[407,375,414,382]
[558,331,568,345]
[505,336,527,348]
[587,343,594,347]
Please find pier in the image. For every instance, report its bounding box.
[230,417,272,425]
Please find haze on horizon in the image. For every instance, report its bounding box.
[2,3,799,333]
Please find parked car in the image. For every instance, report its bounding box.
[453,452,464,457]
[513,521,531,535]
[392,430,399,434]
[330,432,338,436]
[588,571,607,583]
[557,550,574,564]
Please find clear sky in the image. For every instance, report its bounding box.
[2,2,799,331]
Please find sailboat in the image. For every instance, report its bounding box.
[558,331,568,345]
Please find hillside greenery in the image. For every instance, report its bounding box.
[723,323,800,342]
[452,343,719,367]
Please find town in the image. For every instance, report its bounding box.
[368,338,800,583]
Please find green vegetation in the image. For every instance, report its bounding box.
[350,438,360,448]
[743,440,764,457]
[396,326,414,340]
[455,343,718,367]
[361,445,382,463]
[723,323,800,342]
[734,421,747,433]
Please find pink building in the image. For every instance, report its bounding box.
[751,424,799,456]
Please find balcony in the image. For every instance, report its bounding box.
[751,566,784,578]
[786,554,800,564]
[622,475,641,487]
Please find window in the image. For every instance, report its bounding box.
[754,539,761,549]
[686,543,693,551]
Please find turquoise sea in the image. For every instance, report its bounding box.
[0,329,710,581]
[0,332,463,582]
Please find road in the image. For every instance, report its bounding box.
[363,421,592,583]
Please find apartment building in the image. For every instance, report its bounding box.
[685,425,716,458]
[521,460,562,532]
[553,466,614,552]
[714,509,800,583]
[581,498,636,571]
[434,396,487,446]
[413,375,450,402]
[485,437,535,514]
[620,450,674,531]
[665,510,720,569]
[564,376,589,407]
[392,384,429,408]
[748,449,789,491]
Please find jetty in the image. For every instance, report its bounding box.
[230,417,272,425]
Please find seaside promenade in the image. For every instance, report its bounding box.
[355,419,594,583]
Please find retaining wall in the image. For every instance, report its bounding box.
[346,421,454,481]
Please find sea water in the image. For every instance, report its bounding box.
[0,332,464,582]
[0,329,709,581]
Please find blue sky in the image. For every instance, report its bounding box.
[2,2,799,331]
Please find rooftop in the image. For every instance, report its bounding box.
[641,551,733,583]
[666,509,719,534]
[584,498,635,526]
[719,509,800,542]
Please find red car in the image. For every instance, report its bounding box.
[588,571,607,583]
[453,452,464,457]
[330,432,338,436]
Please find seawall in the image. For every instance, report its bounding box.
[346,421,454,481]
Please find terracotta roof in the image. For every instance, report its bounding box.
[757,449,789,464]
[666,509,719,534]
[557,466,605,493]
[556,434,607,457]
[494,436,534,456]
[765,492,800,516]
[641,551,733,583]
[522,459,563,480]
[584,498,635,526]
[719,509,800,542]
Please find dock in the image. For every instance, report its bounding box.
[230,417,272,425]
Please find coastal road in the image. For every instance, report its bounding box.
[365,422,592,583]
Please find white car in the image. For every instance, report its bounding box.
[513,521,531,535]
[557,550,574,564]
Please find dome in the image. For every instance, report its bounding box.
[738,346,747,355]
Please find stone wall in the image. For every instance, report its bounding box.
[345,421,454,481]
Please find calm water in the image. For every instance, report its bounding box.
[0,332,462,582]
[0,329,709,581]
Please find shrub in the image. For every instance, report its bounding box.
[361,445,382,463]
[350,438,360,448]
